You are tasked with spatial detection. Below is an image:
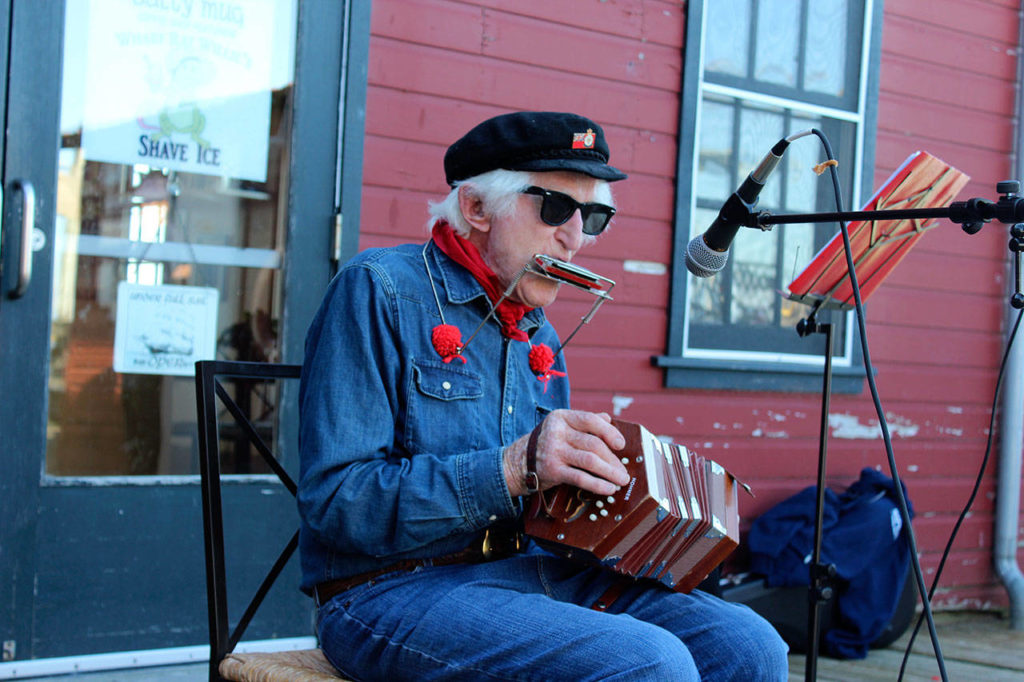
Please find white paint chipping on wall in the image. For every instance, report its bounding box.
[933,596,994,611]
[828,413,920,439]
[622,260,667,275]
[947,406,964,414]
[611,395,634,416]
[751,428,789,439]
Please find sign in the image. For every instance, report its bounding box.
[80,0,278,182]
[113,282,219,376]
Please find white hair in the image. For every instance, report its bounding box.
[427,169,616,238]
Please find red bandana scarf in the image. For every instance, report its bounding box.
[431,221,531,341]
[430,222,566,390]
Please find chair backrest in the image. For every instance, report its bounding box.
[195,360,303,682]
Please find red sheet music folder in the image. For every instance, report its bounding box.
[786,151,970,309]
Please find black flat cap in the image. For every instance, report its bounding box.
[444,111,628,186]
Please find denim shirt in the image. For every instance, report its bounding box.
[297,240,570,593]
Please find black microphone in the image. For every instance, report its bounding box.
[686,138,790,278]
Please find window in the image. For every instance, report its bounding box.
[656,0,883,392]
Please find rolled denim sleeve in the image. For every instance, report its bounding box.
[297,253,519,558]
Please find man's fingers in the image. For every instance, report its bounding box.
[560,435,629,487]
[535,411,630,493]
[558,410,626,451]
[546,455,625,497]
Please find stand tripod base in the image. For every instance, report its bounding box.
[721,566,916,655]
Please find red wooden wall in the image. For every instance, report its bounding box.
[359,0,1022,610]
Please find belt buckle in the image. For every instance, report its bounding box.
[481,528,523,560]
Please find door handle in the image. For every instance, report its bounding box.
[6,179,36,299]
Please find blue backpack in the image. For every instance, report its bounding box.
[748,468,914,659]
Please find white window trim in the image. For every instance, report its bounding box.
[679,0,876,368]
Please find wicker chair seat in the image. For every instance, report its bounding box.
[219,648,349,681]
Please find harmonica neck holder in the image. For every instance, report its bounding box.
[525,254,615,357]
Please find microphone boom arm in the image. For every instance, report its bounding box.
[750,181,1024,234]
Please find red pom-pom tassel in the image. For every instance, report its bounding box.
[432,324,466,363]
[528,344,555,374]
[529,343,566,393]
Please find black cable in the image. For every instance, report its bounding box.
[809,128,948,682]
[897,305,1024,679]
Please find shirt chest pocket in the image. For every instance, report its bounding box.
[413,362,483,401]
[405,361,488,454]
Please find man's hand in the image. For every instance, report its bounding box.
[503,410,629,498]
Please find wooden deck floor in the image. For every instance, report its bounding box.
[23,611,1023,681]
[788,611,1024,681]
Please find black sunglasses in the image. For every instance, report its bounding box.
[521,186,616,236]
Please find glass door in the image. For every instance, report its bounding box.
[0,0,366,663]
[51,0,299,478]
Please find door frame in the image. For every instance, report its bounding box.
[0,0,65,666]
[0,0,370,671]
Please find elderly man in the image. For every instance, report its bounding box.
[298,111,788,680]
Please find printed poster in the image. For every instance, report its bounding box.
[113,282,219,376]
[80,0,278,182]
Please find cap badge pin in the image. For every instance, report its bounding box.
[572,128,596,149]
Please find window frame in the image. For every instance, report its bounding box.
[655,0,885,393]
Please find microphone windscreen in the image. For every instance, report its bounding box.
[685,235,729,278]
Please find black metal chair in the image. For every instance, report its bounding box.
[195,360,346,681]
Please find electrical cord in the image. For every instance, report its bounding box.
[808,128,948,681]
[896,305,1024,679]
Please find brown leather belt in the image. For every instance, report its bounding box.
[315,528,523,606]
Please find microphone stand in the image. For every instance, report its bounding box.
[793,299,838,682]
[724,180,1024,681]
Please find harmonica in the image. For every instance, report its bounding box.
[527,254,615,297]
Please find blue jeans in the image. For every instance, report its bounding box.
[316,552,789,681]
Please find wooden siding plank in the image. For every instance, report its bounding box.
[371,0,487,55]
[884,0,1020,43]
[364,85,680,181]
[479,8,681,91]
[367,36,680,132]
[671,439,1006,480]
[569,385,998,441]
[877,93,1014,154]
[371,0,684,90]
[866,289,1002,330]
[873,133,1012,191]
[877,249,1006,295]
[473,0,686,47]
[880,54,1015,114]
[871,363,998,404]
[882,14,1017,78]
[862,325,1002,367]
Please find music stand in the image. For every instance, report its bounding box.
[789,151,971,310]
[783,151,970,680]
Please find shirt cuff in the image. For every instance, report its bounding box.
[457,446,518,527]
